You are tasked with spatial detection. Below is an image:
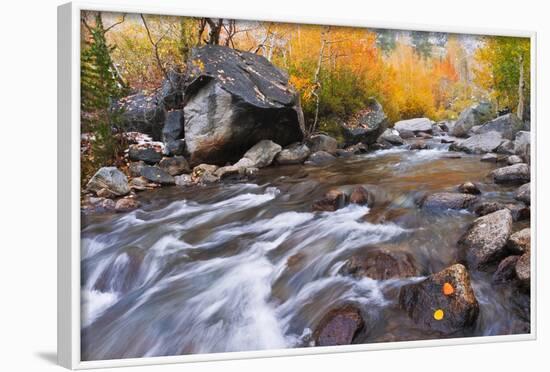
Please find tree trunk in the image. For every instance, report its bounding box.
[310,27,330,137]
[517,54,525,121]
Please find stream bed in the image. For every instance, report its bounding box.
[80,142,530,360]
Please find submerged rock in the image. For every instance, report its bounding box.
[459,209,513,269]
[457,182,481,195]
[234,140,282,169]
[451,102,493,137]
[183,45,304,165]
[275,142,310,165]
[422,192,477,210]
[493,255,520,283]
[115,197,140,213]
[339,249,418,280]
[313,305,364,346]
[312,189,347,212]
[394,118,433,133]
[491,163,530,184]
[86,167,130,197]
[306,151,336,165]
[349,186,375,206]
[399,264,479,334]
[473,201,529,222]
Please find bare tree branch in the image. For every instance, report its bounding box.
[140,14,172,87]
[104,14,126,33]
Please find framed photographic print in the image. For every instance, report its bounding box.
[58,1,536,369]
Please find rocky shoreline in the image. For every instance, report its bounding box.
[81,45,532,346]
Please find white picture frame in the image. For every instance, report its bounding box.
[58,1,537,369]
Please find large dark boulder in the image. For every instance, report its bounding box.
[341,98,388,146]
[182,45,305,165]
[399,264,479,334]
[116,92,166,140]
[313,305,364,346]
[476,113,525,140]
[162,110,185,156]
[451,102,493,137]
[458,209,513,269]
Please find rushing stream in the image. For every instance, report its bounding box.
[81,140,529,361]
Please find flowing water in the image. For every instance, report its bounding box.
[80,140,530,361]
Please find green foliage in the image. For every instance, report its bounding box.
[474,36,530,114]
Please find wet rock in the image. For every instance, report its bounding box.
[515,251,531,290]
[399,264,479,334]
[476,113,525,140]
[116,91,166,140]
[362,207,409,225]
[507,155,523,165]
[342,98,388,145]
[158,156,190,176]
[306,151,336,165]
[422,192,477,210]
[335,149,353,158]
[459,209,513,269]
[313,305,364,346]
[312,189,347,212]
[183,45,304,165]
[507,228,531,255]
[129,161,146,177]
[174,174,194,187]
[409,141,427,150]
[457,182,481,195]
[398,129,415,139]
[439,121,455,132]
[345,143,368,154]
[307,134,338,154]
[275,142,310,164]
[449,131,504,154]
[349,186,375,206]
[496,139,515,155]
[514,183,530,205]
[129,176,158,191]
[394,118,433,133]
[473,201,529,222]
[128,143,164,164]
[162,110,185,156]
[416,131,433,139]
[493,255,520,283]
[339,249,418,280]
[451,102,493,137]
[82,196,116,213]
[86,167,130,197]
[377,128,405,146]
[192,164,219,183]
[115,197,140,213]
[491,163,530,184]
[441,138,456,144]
[140,165,175,185]
[480,153,499,162]
[234,140,282,168]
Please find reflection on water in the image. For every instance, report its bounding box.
[81,144,528,360]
